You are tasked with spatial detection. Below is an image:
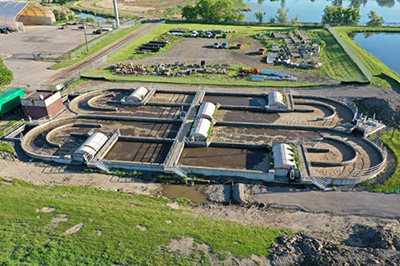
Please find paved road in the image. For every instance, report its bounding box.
[252,190,400,219]
[45,22,161,85]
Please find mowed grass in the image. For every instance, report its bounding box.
[370,130,400,193]
[82,68,326,88]
[50,24,142,70]
[0,179,288,264]
[334,26,400,90]
[309,29,366,83]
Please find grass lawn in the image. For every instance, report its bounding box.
[309,29,367,83]
[50,24,142,70]
[0,179,288,264]
[82,68,326,88]
[0,142,15,154]
[333,26,400,90]
[369,130,400,193]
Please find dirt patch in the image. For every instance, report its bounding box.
[49,214,68,228]
[36,207,56,213]
[136,224,148,231]
[63,223,84,235]
[166,237,270,265]
[168,237,195,257]
[167,202,180,209]
[354,98,400,127]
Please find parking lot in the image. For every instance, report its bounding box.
[0,25,98,87]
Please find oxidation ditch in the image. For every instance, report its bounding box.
[180,146,272,172]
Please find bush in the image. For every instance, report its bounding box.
[0,59,13,87]
[181,0,245,23]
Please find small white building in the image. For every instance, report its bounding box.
[190,118,212,142]
[272,143,296,176]
[125,87,149,103]
[268,92,287,110]
[72,132,109,163]
[196,102,216,121]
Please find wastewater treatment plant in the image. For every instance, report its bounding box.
[20,87,387,189]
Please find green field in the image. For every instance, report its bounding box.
[50,24,142,70]
[0,179,287,264]
[369,130,400,193]
[333,26,400,90]
[309,29,367,83]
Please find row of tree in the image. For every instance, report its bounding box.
[181,0,385,26]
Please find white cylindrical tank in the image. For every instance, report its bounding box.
[272,143,295,169]
[126,87,149,103]
[190,118,212,141]
[268,92,286,109]
[73,132,109,163]
[196,102,216,121]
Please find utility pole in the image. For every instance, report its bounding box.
[83,22,89,53]
[113,0,120,28]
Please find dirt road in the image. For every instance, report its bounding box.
[45,22,161,85]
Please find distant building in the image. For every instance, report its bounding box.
[0,1,55,31]
[21,90,64,120]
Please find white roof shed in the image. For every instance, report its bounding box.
[73,132,109,163]
[126,87,149,103]
[272,143,296,169]
[268,92,287,109]
[0,1,55,31]
[196,102,216,121]
[190,118,212,141]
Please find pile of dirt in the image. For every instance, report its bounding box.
[269,225,400,266]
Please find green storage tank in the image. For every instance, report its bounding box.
[0,88,26,117]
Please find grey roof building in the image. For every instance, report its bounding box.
[0,1,55,31]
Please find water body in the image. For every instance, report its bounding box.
[353,32,400,74]
[75,12,106,21]
[244,0,400,25]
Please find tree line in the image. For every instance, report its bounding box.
[181,0,385,26]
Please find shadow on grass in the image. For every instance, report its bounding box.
[377,73,400,93]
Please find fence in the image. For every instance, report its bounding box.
[325,25,372,83]
[68,19,140,60]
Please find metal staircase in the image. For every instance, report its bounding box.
[95,161,110,172]
[310,176,328,190]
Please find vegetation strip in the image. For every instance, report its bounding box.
[50,24,142,70]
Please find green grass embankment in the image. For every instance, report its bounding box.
[0,179,288,264]
[334,26,400,90]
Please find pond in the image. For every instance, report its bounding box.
[244,0,400,25]
[353,32,400,74]
[75,12,107,21]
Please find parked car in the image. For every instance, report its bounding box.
[221,42,229,49]
[92,29,102,35]
[101,27,113,32]
[236,43,243,49]
[213,42,220,49]
[258,48,266,55]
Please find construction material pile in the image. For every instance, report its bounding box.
[114,62,230,77]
